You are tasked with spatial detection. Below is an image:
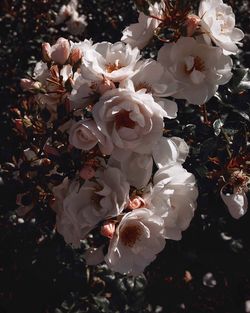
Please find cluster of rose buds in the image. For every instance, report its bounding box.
[18,0,246,275]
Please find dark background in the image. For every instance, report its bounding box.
[0,1,250,312]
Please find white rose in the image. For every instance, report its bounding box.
[51,177,70,214]
[92,88,168,155]
[66,10,88,35]
[153,136,190,169]
[121,2,164,49]
[69,76,94,109]
[158,36,233,105]
[150,164,198,240]
[55,0,78,24]
[120,59,178,119]
[68,119,108,151]
[108,151,153,189]
[56,166,130,248]
[199,0,244,55]
[81,41,141,82]
[105,208,166,276]
[220,186,248,219]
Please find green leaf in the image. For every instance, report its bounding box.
[228,68,250,93]
[213,119,224,136]
[92,296,109,312]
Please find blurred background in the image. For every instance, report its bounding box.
[0,1,250,312]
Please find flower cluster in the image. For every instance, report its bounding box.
[18,0,246,275]
[55,0,87,35]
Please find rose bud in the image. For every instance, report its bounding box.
[97,77,116,95]
[42,42,51,62]
[79,165,95,180]
[127,196,145,210]
[100,221,115,239]
[69,47,82,65]
[50,37,70,65]
[185,14,201,37]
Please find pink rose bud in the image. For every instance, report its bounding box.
[79,165,95,180]
[42,42,51,62]
[186,14,201,37]
[20,78,41,91]
[97,77,116,95]
[100,222,115,239]
[69,47,82,64]
[51,38,70,65]
[128,196,145,210]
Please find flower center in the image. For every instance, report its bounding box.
[115,110,136,129]
[184,56,205,74]
[105,60,123,73]
[120,224,142,247]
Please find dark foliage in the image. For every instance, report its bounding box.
[0,0,250,313]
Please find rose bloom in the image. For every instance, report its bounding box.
[108,151,153,189]
[121,2,164,49]
[199,0,244,55]
[220,186,248,219]
[149,163,198,240]
[68,119,112,153]
[55,0,78,25]
[81,41,141,82]
[66,10,88,35]
[92,88,168,156]
[54,166,129,248]
[152,136,190,169]
[158,36,233,105]
[105,208,166,276]
[120,59,178,119]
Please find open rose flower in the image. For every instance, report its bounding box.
[158,36,233,105]
[121,2,164,49]
[55,0,78,25]
[148,163,198,240]
[68,119,111,152]
[120,59,178,119]
[221,185,248,219]
[153,136,190,169]
[55,167,129,248]
[199,0,244,55]
[108,151,153,189]
[105,208,165,276]
[92,88,168,156]
[66,10,88,35]
[81,41,141,82]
